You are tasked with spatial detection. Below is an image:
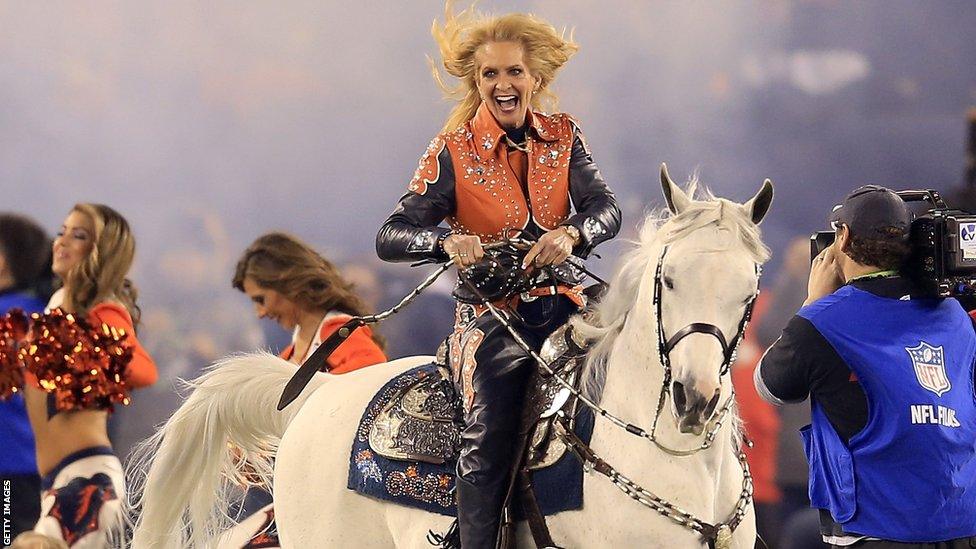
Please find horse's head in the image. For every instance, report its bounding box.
[656,164,773,435]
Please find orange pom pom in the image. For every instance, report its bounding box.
[0,309,29,399]
[21,308,134,412]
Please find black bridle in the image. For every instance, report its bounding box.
[652,245,760,385]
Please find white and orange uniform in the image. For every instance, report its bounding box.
[26,290,157,548]
[279,311,386,373]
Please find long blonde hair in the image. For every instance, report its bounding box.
[431,1,579,133]
[61,203,140,324]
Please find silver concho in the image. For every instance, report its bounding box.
[714,525,733,549]
[406,230,436,253]
[582,217,607,240]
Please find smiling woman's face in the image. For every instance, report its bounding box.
[52,210,95,278]
[241,276,302,331]
[475,41,538,130]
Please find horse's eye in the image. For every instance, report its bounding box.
[664,277,675,290]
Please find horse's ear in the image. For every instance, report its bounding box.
[661,163,690,215]
[743,178,774,225]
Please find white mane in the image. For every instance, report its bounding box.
[573,180,770,402]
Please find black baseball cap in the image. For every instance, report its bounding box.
[828,185,912,240]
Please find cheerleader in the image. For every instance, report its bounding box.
[11,204,157,549]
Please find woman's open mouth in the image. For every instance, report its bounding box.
[495,94,518,113]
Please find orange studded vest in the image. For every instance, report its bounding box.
[409,104,574,243]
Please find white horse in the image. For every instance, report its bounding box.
[127,165,773,548]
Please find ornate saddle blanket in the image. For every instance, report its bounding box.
[347,327,592,517]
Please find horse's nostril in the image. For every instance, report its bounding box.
[704,388,721,418]
[672,381,687,415]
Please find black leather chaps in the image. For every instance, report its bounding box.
[451,295,577,549]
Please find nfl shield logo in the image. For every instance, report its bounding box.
[906,341,951,397]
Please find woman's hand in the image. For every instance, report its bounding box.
[522,226,579,271]
[442,234,485,267]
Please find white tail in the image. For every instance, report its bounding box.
[124,352,326,548]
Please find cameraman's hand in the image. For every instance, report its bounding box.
[804,245,844,306]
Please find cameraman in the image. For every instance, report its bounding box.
[755,186,976,548]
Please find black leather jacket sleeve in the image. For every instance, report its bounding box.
[562,122,622,258]
[375,144,456,263]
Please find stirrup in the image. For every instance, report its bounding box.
[427,519,461,549]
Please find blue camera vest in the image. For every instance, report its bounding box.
[798,285,976,541]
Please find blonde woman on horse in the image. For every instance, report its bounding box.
[375,4,620,546]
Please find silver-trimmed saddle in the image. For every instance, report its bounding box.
[366,323,588,469]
